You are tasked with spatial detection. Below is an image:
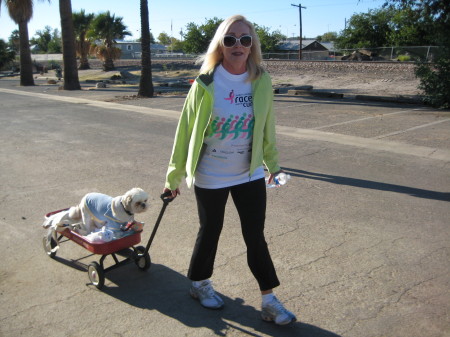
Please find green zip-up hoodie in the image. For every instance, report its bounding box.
[165,67,280,190]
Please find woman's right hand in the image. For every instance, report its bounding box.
[163,187,180,199]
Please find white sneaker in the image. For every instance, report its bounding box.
[190,280,224,309]
[261,296,297,325]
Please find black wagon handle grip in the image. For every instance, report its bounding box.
[160,191,175,203]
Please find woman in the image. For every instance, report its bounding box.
[163,14,296,325]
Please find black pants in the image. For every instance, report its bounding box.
[188,178,280,291]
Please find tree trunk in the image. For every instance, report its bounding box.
[59,0,81,90]
[102,45,116,71]
[103,57,115,71]
[18,21,34,86]
[78,34,90,70]
[78,53,90,70]
[138,0,154,97]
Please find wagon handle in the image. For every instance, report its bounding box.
[160,191,175,204]
[143,191,173,254]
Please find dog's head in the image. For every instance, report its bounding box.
[122,187,149,214]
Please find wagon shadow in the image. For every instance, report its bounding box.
[47,235,339,336]
[100,263,341,337]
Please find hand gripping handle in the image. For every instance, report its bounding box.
[160,191,175,204]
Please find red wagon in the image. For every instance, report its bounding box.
[42,192,173,289]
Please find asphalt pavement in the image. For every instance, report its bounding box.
[0,78,449,337]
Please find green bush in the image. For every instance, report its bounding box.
[415,56,450,109]
[47,60,61,70]
[397,54,411,62]
[0,39,15,70]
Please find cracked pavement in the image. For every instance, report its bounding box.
[0,79,449,337]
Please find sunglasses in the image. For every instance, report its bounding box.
[223,35,252,48]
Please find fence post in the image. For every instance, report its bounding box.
[426,46,431,62]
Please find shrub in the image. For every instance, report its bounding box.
[397,54,411,62]
[0,39,15,70]
[415,56,450,109]
[47,60,61,70]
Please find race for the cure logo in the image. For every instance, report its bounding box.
[224,90,235,104]
[224,89,252,107]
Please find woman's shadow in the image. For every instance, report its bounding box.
[99,262,341,337]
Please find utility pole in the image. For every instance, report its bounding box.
[291,3,306,60]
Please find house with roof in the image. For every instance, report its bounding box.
[114,41,167,59]
[276,39,335,60]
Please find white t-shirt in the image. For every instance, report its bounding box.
[194,65,264,189]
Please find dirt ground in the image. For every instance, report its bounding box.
[269,71,421,97]
[31,60,422,98]
[263,61,421,97]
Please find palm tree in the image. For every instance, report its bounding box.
[73,9,94,70]
[0,0,48,86]
[138,0,154,97]
[59,0,80,89]
[89,11,131,71]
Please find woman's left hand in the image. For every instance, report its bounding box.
[267,170,283,184]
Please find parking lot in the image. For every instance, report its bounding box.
[0,79,449,337]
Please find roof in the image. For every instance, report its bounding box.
[114,41,166,51]
[320,41,336,51]
[277,39,334,51]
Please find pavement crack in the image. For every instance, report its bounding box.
[349,239,384,257]
[393,273,448,304]
[292,237,348,271]
[418,246,450,265]
[341,273,449,336]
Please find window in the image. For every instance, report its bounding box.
[127,45,133,51]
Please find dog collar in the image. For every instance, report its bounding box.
[121,201,133,216]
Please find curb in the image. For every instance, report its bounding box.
[354,94,423,105]
[274,87,423,105]
[286,89,344,99]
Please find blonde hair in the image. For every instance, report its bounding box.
[197,14,263,81]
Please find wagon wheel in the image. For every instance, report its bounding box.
[43,235,57,258]
[88,262,105,289]
[134,246,151,271]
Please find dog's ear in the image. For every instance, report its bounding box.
[123,194,133,210]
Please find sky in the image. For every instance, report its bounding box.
[0,0,386,42]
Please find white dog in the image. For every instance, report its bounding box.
[68,187,149,237]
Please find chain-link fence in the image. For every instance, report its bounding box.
[263,46,440,62]
[24,46,441,64]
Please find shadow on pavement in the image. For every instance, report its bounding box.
[48,252,340,337]
[283,168,450,202]
[102,263,341,337]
